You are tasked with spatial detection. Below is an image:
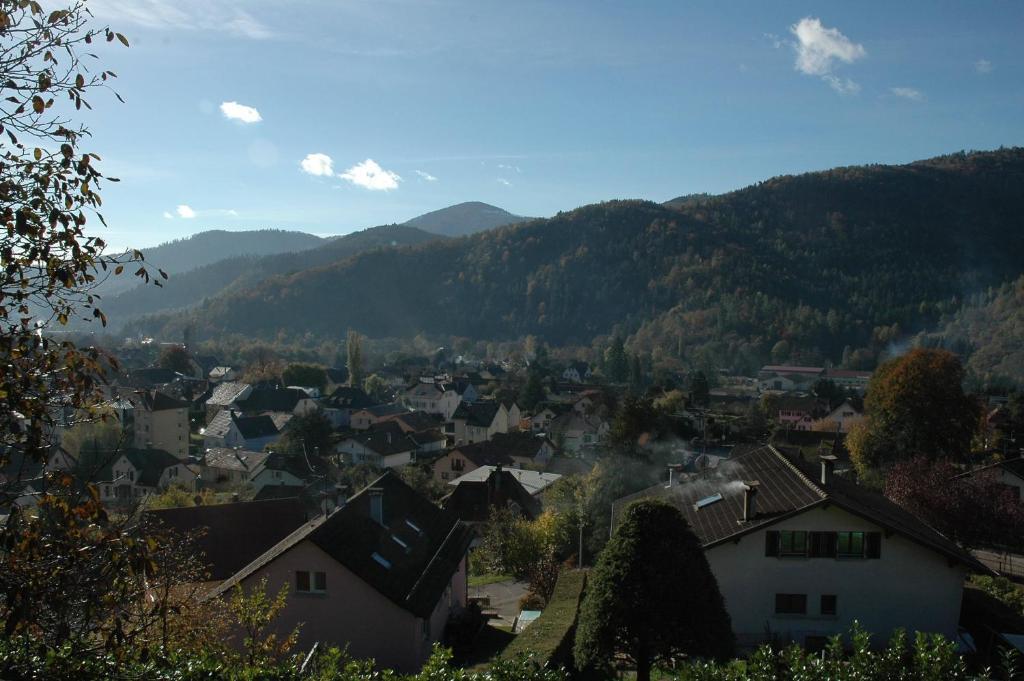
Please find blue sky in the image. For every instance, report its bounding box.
[79,0,1023,250]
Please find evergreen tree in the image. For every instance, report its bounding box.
[574,501,734,680]
[519,371,546,411]
[604,336,629,383]
[346,330,365,388]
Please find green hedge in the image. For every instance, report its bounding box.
[499,570,587,668]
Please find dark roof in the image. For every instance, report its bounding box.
[96,448,184,487]
[774,396,825,413]
[233,413,279,439]
[144,498,308,580]
[325,367,349,384]
[212,471,475,618]
[360,404,410,418]
[613,445,984,570]
[442,468,542,523]
[203,448,268,473]
[448,441,514,468]
[344,423,418,457]
[387,410,442,433]
[137,389,189,412]
[126,367,180,388]
[254,484,305,501]
[235,386,306,413]
[452,401,500,428]
[325,386,375,410]
[259,451,328,481]
[956,457,1024,481]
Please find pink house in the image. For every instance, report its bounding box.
[210,472,473,672]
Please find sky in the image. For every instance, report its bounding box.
[72,0,1024,250]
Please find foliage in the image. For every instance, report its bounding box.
[500,570,587,669]
[849,349,979,475]
[158,345,192,374]
[396,462,447,502]
[604,336,628,383]
[363,373,390,402]
[146,484,216,510]
[281,363,327,392]
[278,409,334,458]
[884,456,1024,549]
[519,370,546,411]
[969,574,1024,617]
[227,577,300,668]
[347,330,365,388]
[574,500,733,681]
[474,507,543,580]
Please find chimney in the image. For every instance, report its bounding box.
[386,432,392,445]
[820,455,837,486]
[494,464,503,492]
[369,487,384,525]
[742,481,760,522]
[665,464,683,488]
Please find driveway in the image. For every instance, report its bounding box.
[469,579,529,628]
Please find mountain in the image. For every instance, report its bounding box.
[138,149,1024,376]
[403,201,525,237]
[98,225,440,324]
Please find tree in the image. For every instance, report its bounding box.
[604,336,628,383]
[158,345,192,375]
[227,577,300,668]
[278,408,333,458]
[346,330,364,388]
[574,500,733,680]
[281,362,326,392]
[519,370,546,411]
[362,373,390,403]
[607,395,658,457]
[849,348,979,475]
[689,370,710,408]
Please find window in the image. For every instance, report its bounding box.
[779,530,808,557]
[441,472,449,481]
[809,531,837,557]
[372,552,392,569]
[820,594,837,616]
[837,531,865,558]
[296,570,327,593]
[314,571,327,592]
[775,593,807,615]
[296,570,310,592]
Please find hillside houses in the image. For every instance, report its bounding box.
[203,410,282,451]
[97,448,198,502]
[448,400,521,445]
[431,432,555,483]
[399,381,462,420]
[132,389,190,459]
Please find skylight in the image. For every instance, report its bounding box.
[372,552,391,569]
[391,534,410,550]
[694,492,723,510]
[405,519,423,535]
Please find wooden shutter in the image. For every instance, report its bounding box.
[866,532,882,559]
[765,531,780,557]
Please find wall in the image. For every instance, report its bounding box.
[706,504,966,650]
[134,406,189,459]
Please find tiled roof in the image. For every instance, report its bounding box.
[145,498,307,580]
[235,386,307,413]
[452,401,500,428]
[203,447,268,473]
[211,471,474,618]
[614,445,983,570]
[233,414,279,439]
[324,386,374,410]
[207,381,251,407]
[442,468,542,523]
[137,389,189,412]
[96,448,184,487]
[447,465,562,495]
[342,423,418,457]
[386,410,443,433]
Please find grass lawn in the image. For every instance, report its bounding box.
[469,573,514,587]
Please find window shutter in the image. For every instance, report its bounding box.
[866,532,881,559]
[765,531,779,557]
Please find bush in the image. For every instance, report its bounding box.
[500,570,587,669]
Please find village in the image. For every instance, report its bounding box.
[7,335,1023,675]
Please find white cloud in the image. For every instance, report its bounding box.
[497,178,512,186]
[89,1,272,39]
[300,153,335,177]
[176,204,196,219]
[415,170,438,182]
[889,87,924,101]
[790,17,865,94]
[162,211,173,219]
[497,163,522,173]
[339,159,401,191]
[220,101,262,123]
[975,59,993,74]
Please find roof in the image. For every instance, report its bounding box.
[358,404,411,419]
[956,457,1024,482]
[145,498,308,580]
[442,468,542,523]
[234,414,279,440]
[137,389,189,412]
[404,382,446,399]
[325,367,349,383]
[203,447,269,473]
[613,445,984,570]
[98,448,184,487]
[235,386,308,413]
[207,381,251,407]
[448,465,562,495]
[324,386,375,410]
[452,401,501,428]
[256,451,328,481]
[824,369,873,380]
[341,423,418,457]
[775,396,826,413]
[211,471,475,618]
[549,411,605,435]
[385,410,443,433]
[760,365,825,375]
[253,484,305,501]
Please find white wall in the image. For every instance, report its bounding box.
[706,504,966,650]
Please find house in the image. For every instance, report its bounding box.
[431,433,555,484]
[561,361,592,384]
[235,384,320,417]
[97,448,198,502]
[612,445,985,650]
[144,498,308,580]
[337,422,418,469]
[448,400,521,445]
[811,399,865,434]
[447,465,562,496]
[530,403,570,432]
[205,381,253,421]
[775,396,828,432]
[132,390,190,459]
[399,381,462,420]
[823,368,873,394]
[203,410,281,451]
[442,465,542,524]
[208,472,474,672]
[324,368,350,393]
[548,411,608,454]
[757,365,825,393]
[249,451,329,495]
[322,386,376,428]
[208,366,238,384]
[350,404,411,431]
[450,379,479,404]
[957,458,1024,502]
[199,448,269,490]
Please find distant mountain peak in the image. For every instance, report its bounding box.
[403,201,525,237]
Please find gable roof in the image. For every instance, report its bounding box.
[447,465,562,495]
[137,389,189,412]
[613,445,984,570]
[341,424,418,457]
[98,448,184,487]
[234,413,279,440]
[324,386,375,410]
[956,457,1024,482]
[203,447,269,473]
[211,471,474,618]
[235,386,308,413]
[452,400,501,428]
[442,468,542,523]
[145,498,308,581]
[385,410,443,433]
[207,381,251,407]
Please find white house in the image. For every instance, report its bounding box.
[97,448,198,503]
[757,365,824,393]
[337,423,418,469]
[203,410,281,451]
[561,361,592,384]
[613,445,984,651]
[399,381,462,420]
[449,400,521,446]
[548,411,608,454]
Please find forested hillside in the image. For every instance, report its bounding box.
[100,225,439,322]
[139,149,1024,374]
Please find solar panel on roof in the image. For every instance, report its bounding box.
[694,492,723,510]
